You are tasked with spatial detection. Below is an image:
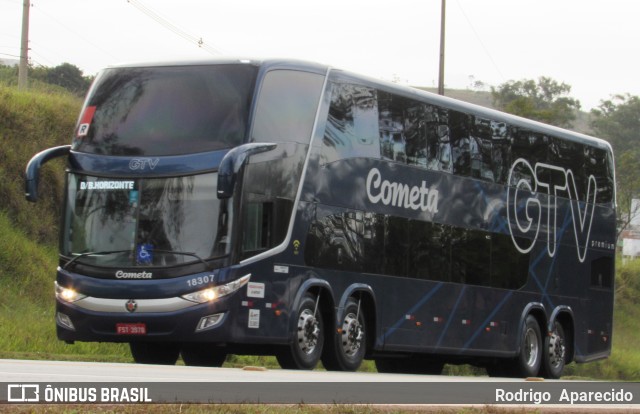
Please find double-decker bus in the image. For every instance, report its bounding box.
[26,59,616,378]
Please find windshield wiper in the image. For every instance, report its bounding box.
[62,249,213,271]
[63,250,131,270]
[151,249,213,271]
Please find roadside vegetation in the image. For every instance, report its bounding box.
[0,66,638,380]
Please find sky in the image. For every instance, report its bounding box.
[1,0,639,110]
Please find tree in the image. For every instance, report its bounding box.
[590,94,640,236]
[46,63,91,95]
[614,150,640,237]
[590,94,640,155]
[491,77,581,128]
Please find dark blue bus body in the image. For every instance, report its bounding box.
[26,59,616,377]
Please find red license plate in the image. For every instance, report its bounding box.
[116,323,147,335]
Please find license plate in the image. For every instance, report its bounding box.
[116,323,147,335]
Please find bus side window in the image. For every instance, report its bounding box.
[469,117,507,182]
[450,111,472,177]
[377,93,433,168]
[549,138,586,200]
[404,104,429,167]
[584,147,614,204]
[321,83,379,164]
[490,121,510,184]
[509,130,548,189]
[378,91,407,163]
[425,106,452,173]
[252,70,324,145]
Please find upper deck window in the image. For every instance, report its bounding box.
[73,64,257,156]
[251,70,325,144]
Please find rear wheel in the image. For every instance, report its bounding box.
[181,343,227,367]
[130,342,180,365]
[322,297,366,371]
[541,320,566,379]
[513,315,543,377]
[276,294,324,370]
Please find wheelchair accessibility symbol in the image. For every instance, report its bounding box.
[136,244,153,265]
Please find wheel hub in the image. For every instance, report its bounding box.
[341,313,363,357]
[297,309,319,355]
[524,328,539,368]
[548,330,565,368]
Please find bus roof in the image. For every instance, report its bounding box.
[104,58,611,152]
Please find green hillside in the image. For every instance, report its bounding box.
[0,82,637,378]
[0,84,129,361]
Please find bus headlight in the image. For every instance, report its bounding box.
[182,274,251,304]
[55,281,86,303]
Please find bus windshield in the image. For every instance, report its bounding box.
[72,64,257,156]
[62,172,231,268]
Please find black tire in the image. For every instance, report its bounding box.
[129,342,180,365]
[276,294,323,370]
[540,320,566,379]
[512,315,543,378]
[322,297,366,371]
[181,343,227,367]
[375,357,444,375]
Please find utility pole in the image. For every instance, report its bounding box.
[18,0,30,90]
[438,0,446,96]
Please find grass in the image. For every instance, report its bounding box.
[0,211,130,361]
[0,84,80,245]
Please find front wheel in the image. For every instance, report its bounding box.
[541,321,566,379]
[276,294,323,370]
[129,342,180,365]
[322,297,366,371]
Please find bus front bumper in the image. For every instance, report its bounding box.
[54,295,236,343]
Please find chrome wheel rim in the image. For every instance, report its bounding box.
[341,312,363,357]
[548,328,565,368]
[524,327,539,368]
[297,309,319,355]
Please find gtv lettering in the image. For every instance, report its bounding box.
[129,158,159,170]
[507,158,596,262]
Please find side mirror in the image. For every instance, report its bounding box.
[25,145,71,202]
[217,143,276,199]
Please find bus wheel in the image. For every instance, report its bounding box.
[276,294,324,370]
[541,320,566,379]
[514,315,543,377]
[322,297,366,371]
[129,342,180,365]
[181,343,227,367]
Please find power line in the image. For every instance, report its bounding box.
[32,3,119,61]
[0,51,20,58]
[126,0,223,56]
[454,0,505,82]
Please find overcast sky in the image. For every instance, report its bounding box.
[1,0,638,110]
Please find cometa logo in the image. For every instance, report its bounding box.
[366,167,439,213]
[115,270,153,279]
